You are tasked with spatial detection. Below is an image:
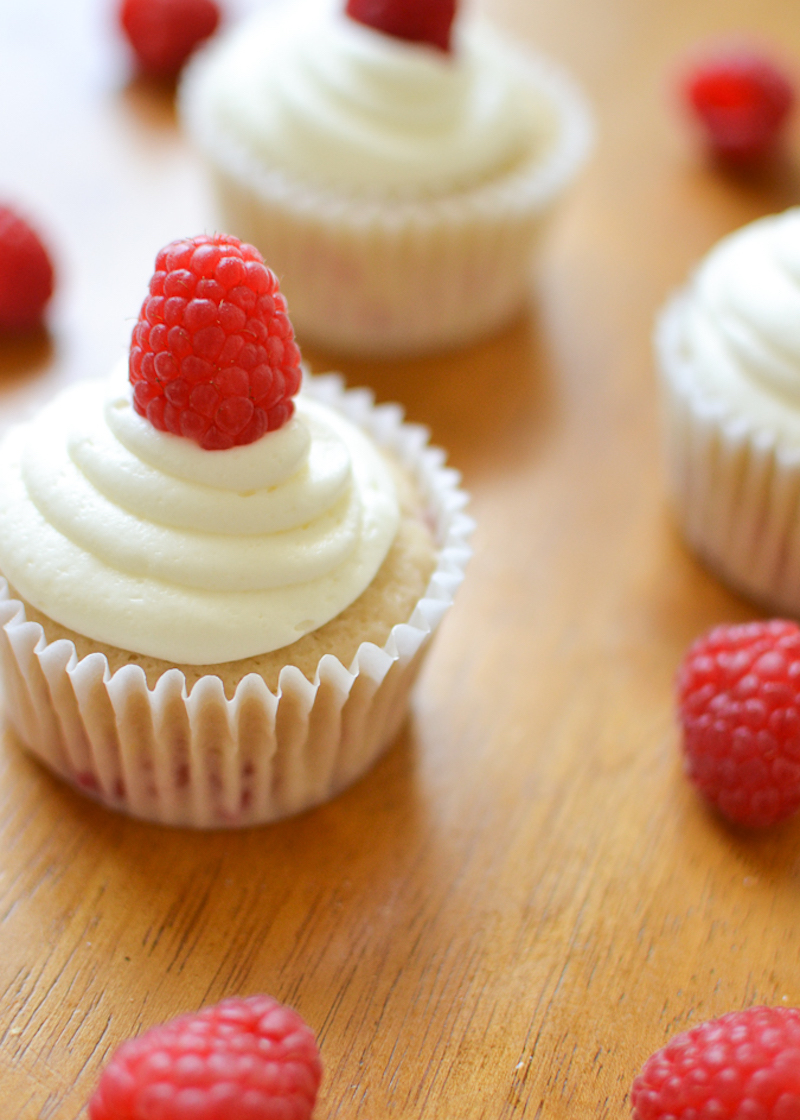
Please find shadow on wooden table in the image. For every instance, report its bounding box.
[0,707,455,967]
[0,330,54,393]
[0,707,434,866]
[0,689,473,1109]
[118,72,181,134]
[302,303,559,481]
[692,148,800,212]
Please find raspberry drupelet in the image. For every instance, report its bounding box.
[631,1007,800,1120]
[677,619,800,828]
[88,994,322,1120]
[130,233,302,451]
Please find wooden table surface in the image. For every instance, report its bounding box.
[2,0,800,1116]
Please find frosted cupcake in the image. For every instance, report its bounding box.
[657,207,800,614]
[0,234,472,827]
[179,0,592,357]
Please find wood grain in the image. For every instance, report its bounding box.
[2,0,800,1116]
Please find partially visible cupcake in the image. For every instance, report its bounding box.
[179,0,592,357]
[657,207,800,614]
[0,234,472,827]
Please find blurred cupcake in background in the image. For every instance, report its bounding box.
[657,207,800,615]
[179,0,593,357]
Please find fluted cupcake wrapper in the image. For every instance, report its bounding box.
[657,295,800,615]
[0,375,473,828]
[180,48,593,357]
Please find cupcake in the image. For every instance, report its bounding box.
[179,0,593,357]
[657,207,800,615]
[0,234,472,827]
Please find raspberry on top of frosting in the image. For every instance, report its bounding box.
[130,233,302,451]
[345,0,457,53]
[0,233,401,663]
[184,1,544,201]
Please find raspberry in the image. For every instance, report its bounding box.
[676,620,800,827]
[631,1007,800,1120]
[345,0,457,53]
[119,0,220,79]
[683,49,795,163]
[130,233,302,450]
[0,205,54,332]
[88,994,322,1120]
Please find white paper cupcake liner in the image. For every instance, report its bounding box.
[657,294,800,615]
[0,374,473,828]
[180,43,592,357]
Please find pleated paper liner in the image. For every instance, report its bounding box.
[658,294,800,616]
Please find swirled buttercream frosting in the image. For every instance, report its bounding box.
[191,0,545,198]
[0,368,400,663]
[678,208,800,440]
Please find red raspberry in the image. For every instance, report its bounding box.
[130,234,302,450]
[345,0,456,53]
[0,205,54,332]
[119,0,221,79]
[631,1007,800,1120]
[683,49,795,163]
[88,994,322,1120]
[677,620,800,827]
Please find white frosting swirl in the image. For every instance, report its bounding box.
[679,208,800,441]
[192,0,544,198]
[0,369,400,663]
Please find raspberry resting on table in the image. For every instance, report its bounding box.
[0,205,54,332]
[88,994,322,1120]
[345,0,457,53]
[631,1007,800,1120]
[676,619,800,828]
[119,0,221,79]
[130,233,303,450]
[682,49,795,163]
